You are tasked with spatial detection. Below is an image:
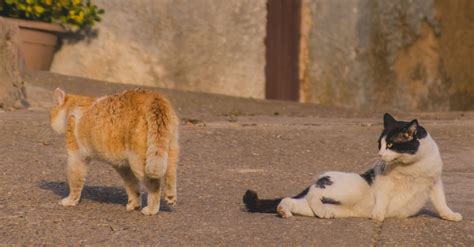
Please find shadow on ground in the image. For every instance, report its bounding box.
[39,180,172,211]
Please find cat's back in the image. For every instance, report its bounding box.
[81,89,175,125]
[75,89,177,158]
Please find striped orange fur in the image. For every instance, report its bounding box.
[50,88,179,215]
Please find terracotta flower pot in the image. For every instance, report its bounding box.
[3,17,65,71]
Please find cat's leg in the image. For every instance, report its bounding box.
[142,177,162,215]
[370,189,390,221]
[164,133,179,205]
[61,152,88,207]
[277,197,314,218]
[430,179,462,221]
[115,166,141,211]
[307,192,355,218]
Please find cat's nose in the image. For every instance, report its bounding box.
[378,150,383,157]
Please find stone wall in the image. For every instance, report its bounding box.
[49,0,474,111]
[51,0,266,99]
[435,0,474,111]
[0,18,28,110]
[301,0,474,111]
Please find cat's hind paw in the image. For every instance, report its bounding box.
[277,204,293,219]
[165,195,177,206]
[60,197,79,207]
[441,212,462,222]
[126,201,140,211]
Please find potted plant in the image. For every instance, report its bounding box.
[0,0,104,70]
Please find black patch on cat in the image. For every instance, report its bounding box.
[321,197,341,205]
[378,114,428,154]
[243,190,282,213]
[360,168,376,185]
[292,186,310,199]
[315,176,333,189]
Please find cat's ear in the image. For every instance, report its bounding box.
[383,113,397,128]
[404,119,418,138]
[54,88,66,105]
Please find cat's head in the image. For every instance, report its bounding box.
[50,88,68,134]
[378,113,428,164]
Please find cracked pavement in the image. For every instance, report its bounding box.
[0,72,472,245]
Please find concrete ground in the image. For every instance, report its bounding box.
[0,71,473,245]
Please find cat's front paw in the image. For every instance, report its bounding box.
[141,206,159,216]
[440,212,463,222]
[371,212,385,222]
[60,197,79,207]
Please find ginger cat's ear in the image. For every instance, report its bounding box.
[54,88,66,105]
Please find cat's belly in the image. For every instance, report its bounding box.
[77,140,128,166]
[386,190,430,218]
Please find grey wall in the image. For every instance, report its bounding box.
[51,0,267,99]
[302,0,474,111]
[50,0,474,111]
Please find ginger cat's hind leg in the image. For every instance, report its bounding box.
[61,153,88,207]
[164,134,179,205]
[115,166,141,211]
[142,177,162,215]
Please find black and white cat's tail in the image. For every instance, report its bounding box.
[243,190,282,213]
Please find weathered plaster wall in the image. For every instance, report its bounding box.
[302,0,474,111]
[435,0,474,110]
[50,0,474,111]
[51,0,266,99]
[303,0,451,111]
[0,18,28,110]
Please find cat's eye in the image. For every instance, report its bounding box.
[387,143,393,148]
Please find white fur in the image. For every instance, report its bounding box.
[278,133,462,221]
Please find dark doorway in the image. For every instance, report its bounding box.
[265,0,301,101]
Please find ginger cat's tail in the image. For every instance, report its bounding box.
[243,190,282,213]
[144,98,176,179]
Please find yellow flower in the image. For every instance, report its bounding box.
[75,11,84,23]
[26,0,34,4]
[43,0,52,5]
[73,0,82,6]
[34,5,45,14]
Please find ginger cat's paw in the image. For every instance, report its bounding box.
[141,206,159,215]
[165,195,177,206]
[126,201,140,211]
[441,212,462,222]
[60,197,79,207]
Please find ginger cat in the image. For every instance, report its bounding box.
[50,88,179,215]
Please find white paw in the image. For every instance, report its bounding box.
[371,213,385,222]
[60,197,79,207]
[126,201,140,211]
[141,206,159,215]
[277,204,293,219]
[441,212,463,222]
[320,210,335,219]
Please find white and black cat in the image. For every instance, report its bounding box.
[243,113,462,221]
